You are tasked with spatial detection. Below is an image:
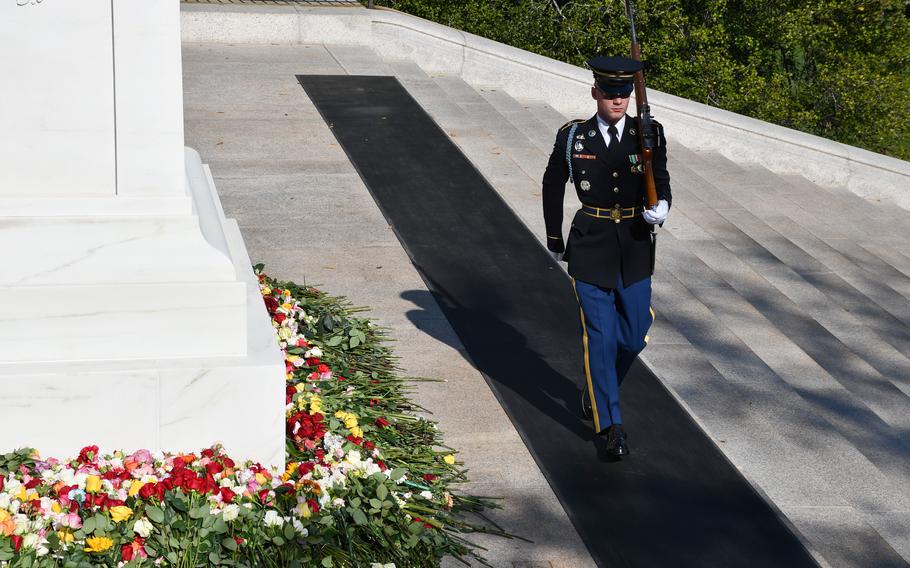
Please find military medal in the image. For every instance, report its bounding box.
[580,180,591,191]
[574,141,584,151]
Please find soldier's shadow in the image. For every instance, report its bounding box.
[400,287,598,442]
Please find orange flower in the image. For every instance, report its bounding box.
[0,510,15,537]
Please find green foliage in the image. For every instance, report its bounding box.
[372,0,910,160]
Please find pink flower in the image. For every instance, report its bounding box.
[62,513,82,529]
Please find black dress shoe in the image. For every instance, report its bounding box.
[581,389,593,420]
[605,425,629,458]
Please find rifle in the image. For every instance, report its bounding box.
[624,0,659,209]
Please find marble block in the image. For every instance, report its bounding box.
[0,215,286,466]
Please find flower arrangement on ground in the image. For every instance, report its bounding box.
[0,267,506,567]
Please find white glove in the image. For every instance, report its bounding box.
[549,250,564,262]
[642,199,669,225]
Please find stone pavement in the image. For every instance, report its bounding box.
[183,40,910,567]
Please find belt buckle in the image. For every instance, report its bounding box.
[610,204,622,223]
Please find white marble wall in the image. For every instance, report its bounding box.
[0,1,285,466]
[0,0,116,197]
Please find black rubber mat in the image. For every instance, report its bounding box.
[298,75,821,568]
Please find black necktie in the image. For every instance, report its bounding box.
[607,125,619,151]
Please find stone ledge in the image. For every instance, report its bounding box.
[180,3,910,208]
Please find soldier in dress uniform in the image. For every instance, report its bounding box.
[542,55,672,458]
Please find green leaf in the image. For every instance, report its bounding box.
[189,505,208,519]
[389,468,408,482]
[283,522,296,540]
[146,506,165,524]
[272,535,286,546]
[349,336,360,349]
[326,335,344,347]
[321,556,333,568]
[81,516,96,534]
[376,484,388,500]
[222,537,237,552]
[350,508,368,526]
[170,496,188,512]
[369,498,382,510]
[166,551,179,564]
[209,552,221,565]
[213,517,229,534]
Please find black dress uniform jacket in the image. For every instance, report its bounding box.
[542,114,672,289]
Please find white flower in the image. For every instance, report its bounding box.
[332,498,345,508]
[304,346,323,358]
[292,518,308,537]
[370,563,396,568]
[22,533,39,549]
[419,491,433,500]
[263,510,284,527]
[222,504,240,522]
[0,493,9,510]
[133,517,153,538]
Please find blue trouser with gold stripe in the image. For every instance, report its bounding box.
[573,275,653,433]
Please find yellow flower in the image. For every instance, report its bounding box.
[282,462,299,482]
[85,475,102,494]
[443,454,456,465]
[0,510,9,522]
[57,529,75,544]
[15,486,27,501]
[286,372,295,381]
[109,505,133,523]
[294,383,306,393]
[261,287,272,296]
[350,427,364,439]
[51,502,62,514]
[84,536,114,553]
[283,289,291,297]
[255,473,267,486]
[128,481,145,497]
[281,303,293,311]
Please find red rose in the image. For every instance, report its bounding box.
[363,441,376,452]
[77,445,99,465]
[202,448,215,459]
[274,313,286,324]
[0,476,4,491]
[316,364,330,374]
[297,462,315,476]
[263,296,279,314]
[422,474,437,482]
[11,535,22,552]
[220,487,236,503]
[205,462,223,476]
[369,398,379,406]
[375,417,390,429]
[138,482,156,500]
[306,498,321,514]
[297,338,309,348]
[222,457,235,469]
[234,536,245,546]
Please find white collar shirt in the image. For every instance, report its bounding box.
[597,114,625,148]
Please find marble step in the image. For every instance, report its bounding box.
[669,147,910,333]
[474,86,555,154]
